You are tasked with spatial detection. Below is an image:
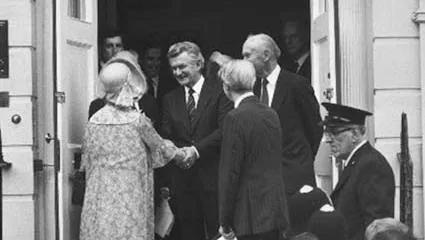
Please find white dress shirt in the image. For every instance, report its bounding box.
[184,75,205,159]
[151,76,159,98]
[263,65,281,107]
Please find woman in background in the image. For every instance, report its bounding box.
[80,51,185,240]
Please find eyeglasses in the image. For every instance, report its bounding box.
[324,127,353,139]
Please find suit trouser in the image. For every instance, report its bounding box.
[175,178,218,240]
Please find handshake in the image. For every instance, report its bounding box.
[174,146,198,169]
[163,139,198,170]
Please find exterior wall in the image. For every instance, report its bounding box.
[0,0,36,239]
[371,0,423,238]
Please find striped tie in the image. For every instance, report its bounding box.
[187,88,196,125]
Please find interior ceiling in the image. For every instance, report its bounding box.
[114,0,309,58]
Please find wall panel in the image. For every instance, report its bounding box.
[374,90,421,138]
[3,198,35,240]
[374,39,420,89]
[0,0,33,46]
[373,0,419,37]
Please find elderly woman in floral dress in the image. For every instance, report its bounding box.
[80,51,185,240]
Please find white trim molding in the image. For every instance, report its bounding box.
[412,1,425,235]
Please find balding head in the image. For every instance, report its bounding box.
[242,33,281,78]
[245,34,281,59]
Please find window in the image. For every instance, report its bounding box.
[69,0,87,20]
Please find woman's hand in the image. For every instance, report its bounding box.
[173,148,186,162]
[161,139,177,159]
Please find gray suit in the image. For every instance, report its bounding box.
[219,96,289,238]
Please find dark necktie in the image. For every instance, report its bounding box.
[260,78,269,105]
[147,78,155,97]
[187,88,196,125]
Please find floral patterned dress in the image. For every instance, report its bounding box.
[80,104,175,240]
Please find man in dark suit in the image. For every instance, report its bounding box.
[280,17,311,83]
[242,33,323,195]
[161,41,233,240]
[217,60,289,240]
[322,103,395,240]
[140,42,179,112]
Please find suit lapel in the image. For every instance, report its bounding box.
[190,78,214,132]
[271,71,288,110]
[331,142,370,198]
[332,162,354,199]
[175,87,191,134]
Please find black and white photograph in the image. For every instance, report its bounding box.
[0,0,422,239]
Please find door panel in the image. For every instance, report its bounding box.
[310,0,338,195]
[56,0,97,239]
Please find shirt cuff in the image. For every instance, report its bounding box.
[191,146,200,159]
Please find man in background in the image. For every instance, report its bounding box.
[242,33,323,196]
[140,42,179,112]
[99,29,125,69]
[90,32,160,128]
[280,17,311,83]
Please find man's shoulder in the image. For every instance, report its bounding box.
[236,99,275,118]
[277,69,315,96]
[163,85,183,100]
[278,70,309,85]
[204,75,222,90]
[357,143,393,172]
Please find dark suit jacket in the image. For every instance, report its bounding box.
[88,94,160,129]
[254,68,323,195]
[279,55,311,85]
[161,76,233,193]
[331,142,395,240]
[219,96,289,236]
[296,55,311,84]
[146,71,179,113]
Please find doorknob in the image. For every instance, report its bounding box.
[44,133,57,143]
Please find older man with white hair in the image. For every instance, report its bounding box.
[242,33,323,196]
[218,60,289,240]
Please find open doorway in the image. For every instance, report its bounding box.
[66,1,337,240]
[99,0,310,67]
[53,0,342,239]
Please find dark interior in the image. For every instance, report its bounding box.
[100,0,309,60]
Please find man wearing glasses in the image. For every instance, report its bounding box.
[322,102,395,240]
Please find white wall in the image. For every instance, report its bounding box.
[0,0,36,239]
[371,0,423,238]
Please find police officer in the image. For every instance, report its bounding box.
[322,103,395,240]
